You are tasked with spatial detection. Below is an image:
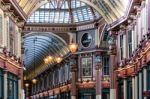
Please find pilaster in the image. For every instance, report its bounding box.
[95,64,102,99]
[3,69,7,99]
[139,72,142,99]
[143,68,147,99]
[135,75,138,99]
[70,56,77,99]
[18,79,23,99]
[108,31,117,99]
[123,78,127,99]
[132,76,135,99]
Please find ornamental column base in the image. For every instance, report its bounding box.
[110,89,116,99]
[96,94,102,99]
[71,96,76,99]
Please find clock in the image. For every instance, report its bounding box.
[81,33,92,47]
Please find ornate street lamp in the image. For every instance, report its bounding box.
[69,43,78,53]
[55,57,63,63]
[68,43,78,99]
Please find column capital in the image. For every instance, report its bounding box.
[108,32,117,55]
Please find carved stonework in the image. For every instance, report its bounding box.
[108,32,117,55]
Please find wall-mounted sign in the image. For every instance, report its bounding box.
[81,33,92,47]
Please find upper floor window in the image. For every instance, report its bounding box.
[0,15,2,45]
[120,34,124,60]
[81,57,92,77]
[128,30,132,57]
[103,56,109,75]
[9,20,15,54]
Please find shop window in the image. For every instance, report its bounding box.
[102,88,110,99]
[78,89,95,99]
[60,92,71,99]
[120,34,124,60]
[81,57,92,77]
[118,79,123,99]
[147,66,150,90]
[103,56,109,75]
[0,69,3,99]
[128,30,132,57]
[44,76,47,88]
[49,73,53,87]
[127,78,132,99]
[7,73,18,99]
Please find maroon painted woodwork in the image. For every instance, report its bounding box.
[30,81,110,97]
[0,53,21,76]
[143,91,150,97]
[48,90,53,96]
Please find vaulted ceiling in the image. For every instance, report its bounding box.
[16,0,130,24]
[23,32,70,79]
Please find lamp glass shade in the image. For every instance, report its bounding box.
[48,56,53,62]
[25,83,29,87]
[44,58,49,64]
[69,43,78,53]
[32,78,37,84]
[55,57,62,63]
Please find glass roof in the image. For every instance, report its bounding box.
[27,0,101,24]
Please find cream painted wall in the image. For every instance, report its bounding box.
[0,8,22,57]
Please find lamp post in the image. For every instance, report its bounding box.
[95,53,102,99]
[69,43,78,99]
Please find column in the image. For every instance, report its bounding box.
[110,55,116,99]
[132,76,135,99]
[18,79,23,99]
[3,69,7,99]
[123,78,127,99]
[108,31,117,99]
[71,67,77,99]
[95,66,102,99]
[143,68,147,99]
[139,72,142,99]
[135,75,138,99]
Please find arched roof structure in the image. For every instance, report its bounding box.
[23,32,70,78]
[17,0,130,24]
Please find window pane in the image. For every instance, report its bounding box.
[81,57,92,77]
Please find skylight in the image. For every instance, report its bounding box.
[27,0,101,24]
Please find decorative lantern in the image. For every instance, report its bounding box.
[69,43,78,53]
[32,78,37,84]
